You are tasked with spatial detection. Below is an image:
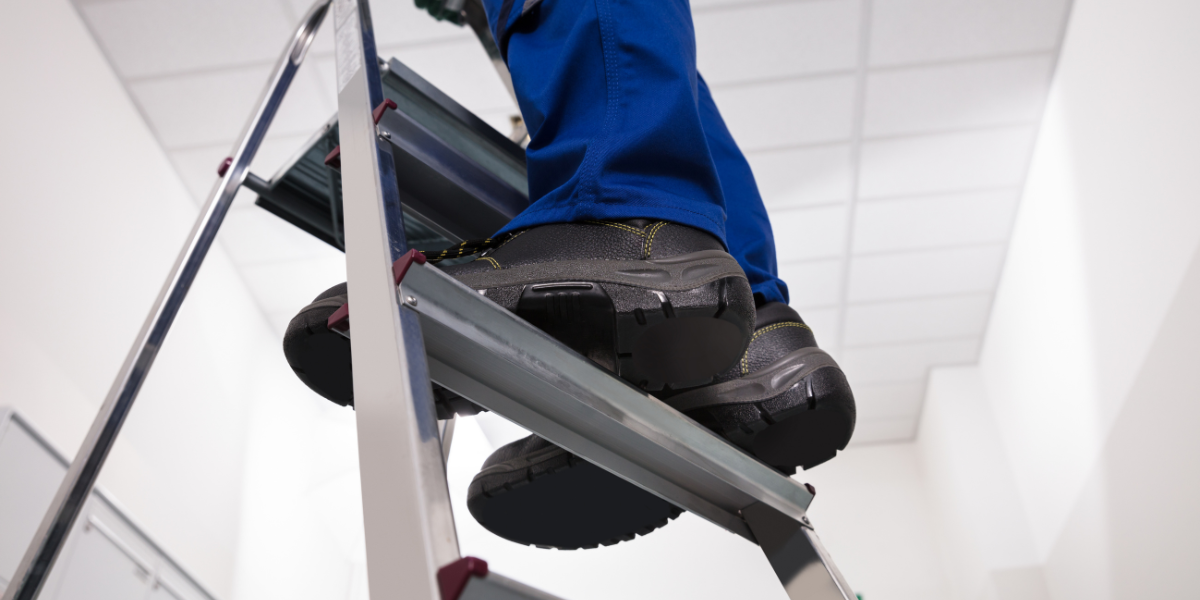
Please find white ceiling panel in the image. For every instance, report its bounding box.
[778,258,843,310]
[78,0,294,79]
[838,337,979,385]
[858,126,1037,198]
[852,381,926,420]
[712,75,857,151]
[842,293,992,346]
[311,41,517,119]
[168,133,317,207]
[282,0,470,56]
[796,306,842,354]
[847,244,1007,303]
[130,65,332,149]
[264,309,300,337]
[169,145,238,204]
[239,256,347,316]
[769,204,849,262]
[690,0,773,9]
[864,55,1055,136]
[218,207,344,267]
[748,144,853,209]
[852,189,1020,254]
[868,0,1071,67]
[695,0,861,86]
[847,417,917,446]
[385,39,518,115]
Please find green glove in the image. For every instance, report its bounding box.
[414,0,465,25]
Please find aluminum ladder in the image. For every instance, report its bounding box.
[3,1,855,598]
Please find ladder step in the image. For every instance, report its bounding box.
[402,260,815,541]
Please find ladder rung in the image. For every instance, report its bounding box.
[402,262,815,541]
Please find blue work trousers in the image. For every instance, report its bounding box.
[481,0,788,304]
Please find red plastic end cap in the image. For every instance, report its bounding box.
[392,249,427,285]
[437,557,488,600]
[372,98,398,124]
[323,146,342,170]
[327,303,350,333]
[804,483,817,497]
[217,157,233,176]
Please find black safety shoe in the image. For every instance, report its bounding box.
[283,220,756,403]
[663,302,855,470]
[441,220,756,391]
[464,302,854,549]
[466,436,682,549]
[281,282,484,418]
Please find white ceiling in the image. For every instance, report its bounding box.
[71,0,1072,445]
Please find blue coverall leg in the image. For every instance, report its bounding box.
[481,0,789,304]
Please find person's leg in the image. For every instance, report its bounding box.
[485,0,730,241]
[695,73,789,305]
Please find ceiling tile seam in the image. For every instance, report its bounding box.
[847,374,951,388]
[692,0,843,16]
[855,184,1019,204]
[860,122,1040,144]
[800,295,999,318]
[165,131,321,158]
[847,431,917,446]
[768,199,851,214]
[122,59,279,85]
[117,36,475,86]
[371,34,485,57]
[706,68,858,92]
[777,254,849,268]
[850,378,930,389]
[743,138,854,156]
[705,49,1057,95]
[276,0,302,23]
[69,2,176,163]
[843,289,994,310]
[849,240,1009,259]
[840,333,980,352]
[866,49,1058,74]
[230,253,346,270]
[832,0,874,351]
[162,121,333,154]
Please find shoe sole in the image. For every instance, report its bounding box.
[467,445,681,550]
[666,347,856,470]
[458,250,756,391]
[283,292,355,406]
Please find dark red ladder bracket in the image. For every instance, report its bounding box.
[437,557,489,600]
[323,98,398,170]
[327,249,427,334]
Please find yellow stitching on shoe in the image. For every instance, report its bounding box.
[495,229,527,251]
[741,322,813,375]
[475,257,501,269]
[645,221,668,258]
[586,220,646,236]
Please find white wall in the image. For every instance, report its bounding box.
[0,0,273,595]
[917,0,1200,596]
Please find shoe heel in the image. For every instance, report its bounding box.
[615,277,753,392]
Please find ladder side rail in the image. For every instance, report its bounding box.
[332,1,460,599]
[1,3,332,599]
[401,262,817,540]
[743,503,857,599]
